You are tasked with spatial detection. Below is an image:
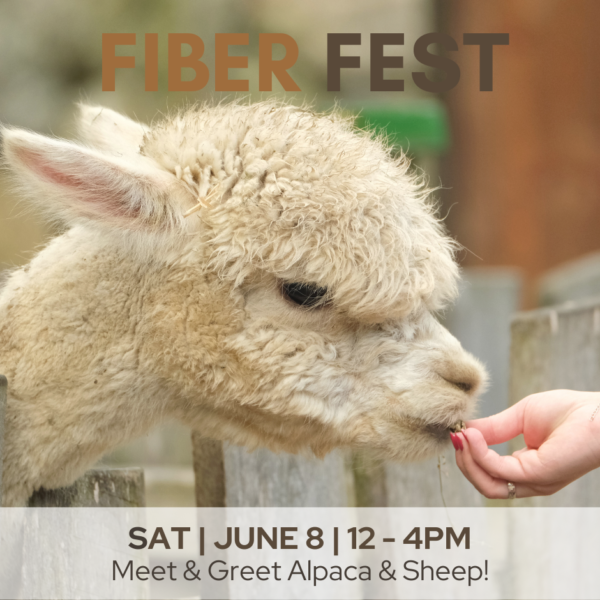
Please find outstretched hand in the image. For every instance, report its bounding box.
[451,390,600,499]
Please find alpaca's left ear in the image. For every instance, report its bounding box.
[2,127,188,231]
[76,104,148,155]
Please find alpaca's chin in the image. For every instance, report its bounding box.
[423,421,457,443]
[354,407,471,463]
[404,417,470,460]
[385,430,454,463]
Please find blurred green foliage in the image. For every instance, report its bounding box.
[353,101,449,154]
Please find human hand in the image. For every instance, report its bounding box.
[451,390,600,499]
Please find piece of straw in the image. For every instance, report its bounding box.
[183,184,222,218]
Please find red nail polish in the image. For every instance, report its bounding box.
[456,434,464,451]
[450,432,460,450]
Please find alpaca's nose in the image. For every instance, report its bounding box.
[423,313,488,396]
[437,357,484,396]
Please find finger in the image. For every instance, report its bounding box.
[459,432,552,499]
[457,445,545,499]
[459,432,567,498]
[455,439,481,490]
[463,427,537,483]
[512,446,530,458]
[466,397,529,445]
[456,432,512,499]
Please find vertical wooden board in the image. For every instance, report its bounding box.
[222,445,352,507]
[509,312,553,404]
[191,435,230,598]
[352,452,388,508]
[28,468,145,507]
[0,375,6,505]
[11,468,148,599]
[17,507,149,599]
[191,432,226,508]
[509,301,600,506]
[384,452,483,507]
[354,450,483,508]
[192,433,352,507]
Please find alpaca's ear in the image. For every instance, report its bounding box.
[2,128,185,230]
[76,104,148,155]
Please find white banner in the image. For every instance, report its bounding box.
[0,507,598,600]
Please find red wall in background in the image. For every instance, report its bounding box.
[441,0,600,306]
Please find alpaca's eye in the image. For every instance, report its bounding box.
[282,282,328,308]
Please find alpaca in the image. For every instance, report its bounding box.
[0,101,485,506]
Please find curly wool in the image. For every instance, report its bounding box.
[141,101,459,323]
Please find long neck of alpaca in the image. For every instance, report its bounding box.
[0,228,178,504]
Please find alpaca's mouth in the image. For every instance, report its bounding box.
[448,420,466,433]
[423,420,466,442]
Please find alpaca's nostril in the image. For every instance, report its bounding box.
[435,348,486,397]
[453,381,473,393]
[440,375,476,394]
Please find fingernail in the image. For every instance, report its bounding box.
[456,433,464,451]
[449,432,460,450]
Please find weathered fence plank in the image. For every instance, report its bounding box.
[24,469,147,598]
[28,467,146,507]
[384,453,483,507]
[353,450,483,508]
[192,433,226,507]
[510,298,600,506]
[224,446,351,507]
[0,374,6,505]
[192,434,352,507]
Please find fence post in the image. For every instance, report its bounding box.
[27,467,145,507]
[0,375,6,506]
[192,433,226,507]
[353,451,483,508]
[192,434,352,507]
[510,298,600,506]
[17,468,149,599]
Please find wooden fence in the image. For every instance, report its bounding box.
[0,374,5,504]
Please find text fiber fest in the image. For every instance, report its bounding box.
[102,32,509,93]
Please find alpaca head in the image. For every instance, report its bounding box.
[2,102,486,463]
